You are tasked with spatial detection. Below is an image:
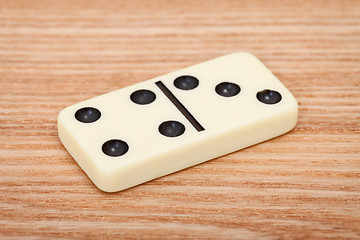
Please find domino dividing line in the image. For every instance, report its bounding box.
[155,81,205,132]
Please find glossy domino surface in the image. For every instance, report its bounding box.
[58,52,298,192]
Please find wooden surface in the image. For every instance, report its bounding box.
[1,0,360,239]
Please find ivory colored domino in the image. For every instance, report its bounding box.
[57,52,298,192]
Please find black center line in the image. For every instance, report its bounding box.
[155,81,205,132]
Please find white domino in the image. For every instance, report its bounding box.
[57,52,298,192]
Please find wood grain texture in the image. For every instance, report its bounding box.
[0,0,359,239]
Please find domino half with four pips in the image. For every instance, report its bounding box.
[58,52,298,192]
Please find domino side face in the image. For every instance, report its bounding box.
[57,52,298,192]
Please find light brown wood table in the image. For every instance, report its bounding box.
[1,0,359,239]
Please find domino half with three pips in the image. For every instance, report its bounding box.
[58,52,298,192]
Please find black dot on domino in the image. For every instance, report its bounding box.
[75,107,101,123]
[102,139,129,157]
[159,120,185,137]
[131,89,156,105]
[257,89,282,104]
[215,82,241,97]
[174,75,199,90]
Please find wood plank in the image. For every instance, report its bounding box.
[0,0,359,239]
